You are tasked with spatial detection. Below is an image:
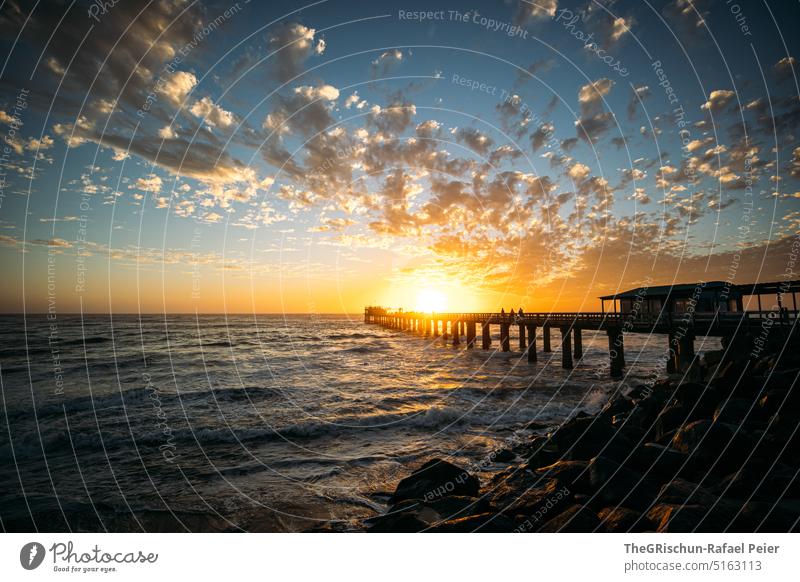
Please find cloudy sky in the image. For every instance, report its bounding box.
[0,0,798,313]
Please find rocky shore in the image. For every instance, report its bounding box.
[361,330,800,532]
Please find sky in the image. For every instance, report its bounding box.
[0,0,798,313]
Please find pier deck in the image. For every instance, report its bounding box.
[363,307,798,377]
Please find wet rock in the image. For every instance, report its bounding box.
[538,504,601,532]
[535,460,590,492]
[549,415,618,461]
[588,455,659,510]
[629,443,688,482]
[671,420,754,473]
[524,437,560,468]
[713,398,756,425]
[366,510,433,533]
[654,404,688,441]
[390,458,479,503]
[430,512,516,532]
[597,507,652,532]
[492,448,516,463]
[501,479,572,518]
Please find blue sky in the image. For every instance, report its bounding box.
[0,0,798,312]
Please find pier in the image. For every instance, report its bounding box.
[364,280,799,377]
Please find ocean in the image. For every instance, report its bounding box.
[0,314,721,532]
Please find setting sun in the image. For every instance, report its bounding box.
[415,288,448,313]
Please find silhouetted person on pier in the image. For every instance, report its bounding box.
[500,308,505,318]
[518,308,524,317]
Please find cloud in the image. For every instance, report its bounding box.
[701,89,735,111]
[531,122,555,151]
[610,17,632,42]
[266,22,326,82]
[189,97,236,128]
[515,0,558,24]
[368,99,416,134]
[455,127,494,156]
[578,78,614,115]
[774,56,796,82]
[159,71,198,107]
[575,111,614,143]
[264,84,340,137]
[627,85,650,120]
[371,49,404,77]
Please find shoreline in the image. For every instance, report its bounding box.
[359,329,800,532]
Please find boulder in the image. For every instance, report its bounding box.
[713,398,757,425]
[535,460,590,492]
[491,448,516,463]
[501,479,572,519]
[390,458,479,503]
[429,512,516,532]
[538,504,601,532]
[654,404,689,441]
[588,455,659,511]
[629,442,688,482]
[597,507,652,532]
[549,415,618,461]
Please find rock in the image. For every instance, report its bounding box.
[535,460,590,492]
[629,443,688,482]
[430,512,516,532]
[588,456,659,510]
[656,479,717,507]
[672,420,758,475]
[422,496,491,521]
[492,448,516,463]
[549,415,618,461]
[501,479,572,519]
[538,504,601,532]
[597,507,652,532]
[598,394,634,423]
[390,458,479,503]
[524,437,561,468]
[713,398,757,425]
[654,404,688,441]
[646,504,710,532]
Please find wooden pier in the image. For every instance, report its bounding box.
[364,280,799,378]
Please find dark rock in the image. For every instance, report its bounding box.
[629,442,688,482]
[588,455,660,510]
[535,460,590,492]
[598,394,634,423]
[430,512,516,532]
[654,404,688,441]
[549,415,618,461]
[597,507,652,532]
[391,458,479,503]
[671,420,756,474]
[501,479,572,518]
[713,398,757,424]
[646,504,711,532]
[538,504,601,532]
[492,448,516,463]
[523,436,561,469]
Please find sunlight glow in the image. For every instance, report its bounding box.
[415,288,448,313]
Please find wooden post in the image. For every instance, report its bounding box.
[526,324,537,362]
[667,332,677,373]
[500,323,510,352]
[442,321,448,343]
[607,328,624,378]
[518,324,526,350]
[482,322,491,349]
[543,324,552,352]
[677,332,695,371]
[561,327,573,369]
[466,321,476,348]
[452,320,460,346]
[573,327,583,359]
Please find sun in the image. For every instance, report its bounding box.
[415,288,448,313]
